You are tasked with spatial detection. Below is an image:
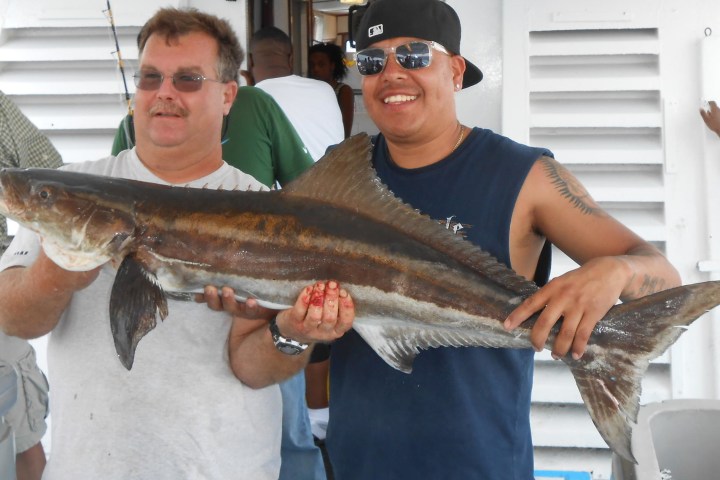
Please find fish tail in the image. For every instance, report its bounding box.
[565,281,720,463]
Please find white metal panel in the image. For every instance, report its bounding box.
[532,127,663,166]
[532,404,606,449]
[0,27,139,62]
[501,1,691,477]
[529,28,660,56]
[2,0,175,28]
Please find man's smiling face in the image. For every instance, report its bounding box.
[360,36,464,145]
[133,31,234,154]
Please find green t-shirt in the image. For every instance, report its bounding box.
[111,86,314,188]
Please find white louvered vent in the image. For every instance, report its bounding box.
[0,24,138,164]
[526,27,669,475]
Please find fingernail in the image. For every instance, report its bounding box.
[329,281,338,290]
[551,353,559,360]
[572,351,583,360]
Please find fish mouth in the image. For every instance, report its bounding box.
[0,169,30,221]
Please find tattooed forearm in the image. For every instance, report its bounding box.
[540,156,607,217]
[623,273,667,300]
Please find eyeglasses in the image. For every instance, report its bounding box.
[133,70,223,93]
[355,41,451,76]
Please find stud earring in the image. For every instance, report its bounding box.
[455,84,461,91]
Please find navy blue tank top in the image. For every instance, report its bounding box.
[327,128,553,480]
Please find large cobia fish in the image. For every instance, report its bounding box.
[0,134,718,462]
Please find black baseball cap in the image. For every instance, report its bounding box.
[354,0,483,89]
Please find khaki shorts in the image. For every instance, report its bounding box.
[2,346,49,453]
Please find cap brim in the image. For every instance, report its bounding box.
[462,59,483,89]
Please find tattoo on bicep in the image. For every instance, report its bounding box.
[540,157,606,217]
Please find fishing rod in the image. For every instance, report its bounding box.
[104,0,135,145]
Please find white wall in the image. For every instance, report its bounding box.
[448,0,503,133]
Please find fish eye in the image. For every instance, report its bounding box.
[39,189,50,199]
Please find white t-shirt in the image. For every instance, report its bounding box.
[0,149,281,480]
[256,75,344,161]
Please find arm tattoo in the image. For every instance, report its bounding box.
[540,157,606,217]
[624,273,666,300]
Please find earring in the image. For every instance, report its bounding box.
[455,84,461,91]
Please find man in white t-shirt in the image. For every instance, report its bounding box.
[248,27,345,161]
[0,8,353,480]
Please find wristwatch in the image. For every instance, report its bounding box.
[269,315,309,355]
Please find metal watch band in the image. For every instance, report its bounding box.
[269,315,309,355]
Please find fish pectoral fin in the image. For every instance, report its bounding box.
[353,319,444,373]
[110,254,168,370]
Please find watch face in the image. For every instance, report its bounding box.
[277,342,305,355]
[269,316,308,355]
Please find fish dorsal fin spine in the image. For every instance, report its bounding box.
[282,134,537,296]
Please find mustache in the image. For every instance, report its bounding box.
[148,102,188,117]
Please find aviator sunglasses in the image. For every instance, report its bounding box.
[355,40,451,76]
[133,70,223,93]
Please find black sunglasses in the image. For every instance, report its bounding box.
[133,70,223,93]
[355,40,451,76]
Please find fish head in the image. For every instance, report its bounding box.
[0,168,136,271]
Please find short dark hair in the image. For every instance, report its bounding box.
[309,42,348,82]
[137,7,243,83]
[249,26,292,54]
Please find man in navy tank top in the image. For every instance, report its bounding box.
[325,0,681,478]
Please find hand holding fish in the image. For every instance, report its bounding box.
[226,280,353,389]
[198,280,354,343]
[199,285,277,321]
[274,280,355,344]
[504,256,631,360]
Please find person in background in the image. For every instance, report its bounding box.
[0,9,353,479]
[323,1,681,479]
[700,100,720,138]
[247,27,344,162]
[245,25,346,480]
[309,42,354,138]
[0,90,61,480]
[0,334,48,480]
[112,85,313,188]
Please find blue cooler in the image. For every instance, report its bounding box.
[0,363,18,480]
